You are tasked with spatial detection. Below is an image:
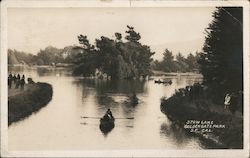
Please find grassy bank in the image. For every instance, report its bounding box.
[160,84,243,149]
[8,82,53,125]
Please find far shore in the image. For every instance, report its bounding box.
[152,70,202,77]
[8,63,74,68]
[9,64,202,78]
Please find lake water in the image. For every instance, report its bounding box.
[8,67,203,150]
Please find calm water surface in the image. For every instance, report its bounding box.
[8,67,203,150]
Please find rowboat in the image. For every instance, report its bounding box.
[99,116,115,134]
[154,80,172,84]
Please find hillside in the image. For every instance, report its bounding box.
[8,51,20,65]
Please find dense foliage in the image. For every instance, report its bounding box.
[8,49,36,65]
[8,46,83,66]
[160,83,243,149]
[152,49,200,73]
[198,7,243,96]
[73,25,155,79]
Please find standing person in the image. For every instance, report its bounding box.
[20,77,25,90]
[8,76,11,89]
[9,73,13,78]
[8,74,13,89]
[224,93,231,109]
[13,74,17,84]
[15,74,21,89]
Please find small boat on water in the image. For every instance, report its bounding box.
[99,116,115,134]
[154,79,172,85]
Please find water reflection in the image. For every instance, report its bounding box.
[8,67,203,150]
[75,79,146,94]
[160,122,192,147]
[73,79,144,130]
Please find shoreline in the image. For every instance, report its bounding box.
[160,84,243,149]
[8,82,53,126]
[152,70,203,77]
[8,65,202,77]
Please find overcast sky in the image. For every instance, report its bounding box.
[8,7,216,60]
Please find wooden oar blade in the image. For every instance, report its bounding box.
[115,117,134,119]
[81,116,100,119]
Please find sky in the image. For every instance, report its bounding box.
[8,7,216,60]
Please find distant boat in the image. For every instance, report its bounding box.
[154,80,172,85]
[99,116,115,134]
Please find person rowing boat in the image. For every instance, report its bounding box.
[99,109,115,134]
[104,108,113,120]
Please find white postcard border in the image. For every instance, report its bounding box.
[1,0,249,157]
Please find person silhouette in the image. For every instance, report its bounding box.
[105,108,113,119]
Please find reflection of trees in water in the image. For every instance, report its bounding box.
[96,95,119,107]
[75,79,146,105]
[36,67,72,77]
[120,94,140,116]
[37,67,48,76]
[74,79,142,124]
[78,79,146,94]
[160,122,193,147]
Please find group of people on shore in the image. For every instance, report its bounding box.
[8,73,26,90]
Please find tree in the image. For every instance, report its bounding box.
[78,35,95,51]
[125,25,141,42]
[162,49,174,72]
[73,36,98,76]
[198,7,243,96]
[115,32,122,42]
[74,26,154,79]
[36,46,64,65]
[186,53,196,71]
[176,53,189,72]
[96,36,121,79]
[8,49,19,65]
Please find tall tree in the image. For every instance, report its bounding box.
[73,35,98,76]
[176,53,189,72]
[115,32,122,42]
[198,7,243,95]
[125,25,141,42]
[78,35,95,51]
[74,26,154,79]
[186,53,196,71]
[96,36,121,79]
[162,49,174,72]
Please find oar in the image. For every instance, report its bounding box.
[81,116,134,119]
[81,116,99,119]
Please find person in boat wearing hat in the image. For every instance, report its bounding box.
[104,108,114,120]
